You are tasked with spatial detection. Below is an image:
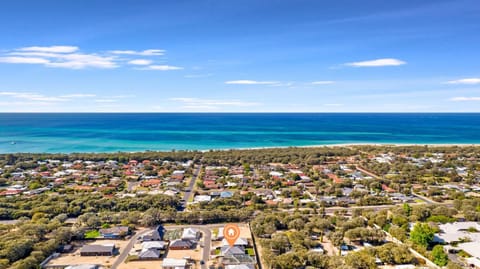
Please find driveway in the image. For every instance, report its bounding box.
[111,229,152,269]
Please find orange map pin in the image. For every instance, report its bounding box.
[223,223,240,247]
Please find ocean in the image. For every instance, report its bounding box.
[1,113,480,153]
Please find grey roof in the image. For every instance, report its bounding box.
[139,248,160,259]
[169,239,193,248]
[221,246,245,256]
[65,265,99,269]
[80,244,114,253]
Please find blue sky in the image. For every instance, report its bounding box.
[0,0,480,112]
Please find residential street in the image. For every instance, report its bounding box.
[182,165,202,210]
[111,229,152,269]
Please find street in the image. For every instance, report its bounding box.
[182,165,202,210]
[111,229,152,269]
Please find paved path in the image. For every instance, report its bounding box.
[182,165,202,210]
[111,229,152,269]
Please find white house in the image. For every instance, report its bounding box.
[181,228,200,241]
[221,237,248,247]
[162,258,187,269]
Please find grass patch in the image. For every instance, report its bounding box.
[246,248,255,256]
[458,250,472,258]
[215,249,221,255]
[85,230,100,239]
[164,229,183,240]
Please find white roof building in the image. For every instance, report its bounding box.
[269,171,283,177]
[225,264,255,269]
[435,222,480,267]
[181,228,200,240]
[221,237,248,247]
[141,241,166,250]
[194,195,211,203]
[162,258,187,269]
[434,222,480,243]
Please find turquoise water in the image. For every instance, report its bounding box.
[1,113,480,153]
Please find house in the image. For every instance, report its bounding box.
[225,265,255,269]
[194,195,212,203]
[162,258,187,269]
[65,265,99,269]
[169,239,193,250]
[80,244,115,256]
[141,241,167,250]
[434,222,480,268]
[222,253,256,266]
[99,226,130,239]
[221,245,245,256]
[138,248,160,259]
[141,231,162,242]
[327,173,343,184]
[220,191,233,198]
[221,237,248,247]
[141,179,162,187]
[181,228,200,241]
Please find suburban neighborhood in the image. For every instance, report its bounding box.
[1,146,480,268]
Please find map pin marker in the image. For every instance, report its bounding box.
[224,224,240,247]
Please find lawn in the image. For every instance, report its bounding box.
[164,229,183,240]
[246,248,255,256]
[85,230,100,239]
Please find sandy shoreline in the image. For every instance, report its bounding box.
[196,143,480,152]
[4,143,480,154]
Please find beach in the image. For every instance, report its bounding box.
[2,113,480,153]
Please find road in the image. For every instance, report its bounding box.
[182,165,202,210]
[111,228,152,269]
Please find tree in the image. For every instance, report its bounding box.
[377,243,414,265]
[388,225,407,241]
[269,233,291,254]
[432,245,448,266]
[410,223,435,248]
[306,252,329,268]
[345,250,376,269]
[272,252,305,269]
[328,231,344,248]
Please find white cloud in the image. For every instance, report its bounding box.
[5,49,117,69]
[94,99,117,103]
[0,56,50,64]
[59,94,96,98]
[128,59,152,65]
[446,78,480,85]
[46,54,118,69]
[109,49,165,56]
[0,46,179,70]
[140,65,183,71]
[225,80,278,85]
[18,46,79,53]
[324,103,344,106]
[0,91,67,102]
[311,81,335,85]
[184,73,213,78]
[171,97,260,107]
[345,58,406,67]
[450,97,480,101]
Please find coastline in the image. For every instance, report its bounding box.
[3,142,480,155]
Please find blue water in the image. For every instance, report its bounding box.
[0,113,479,153]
